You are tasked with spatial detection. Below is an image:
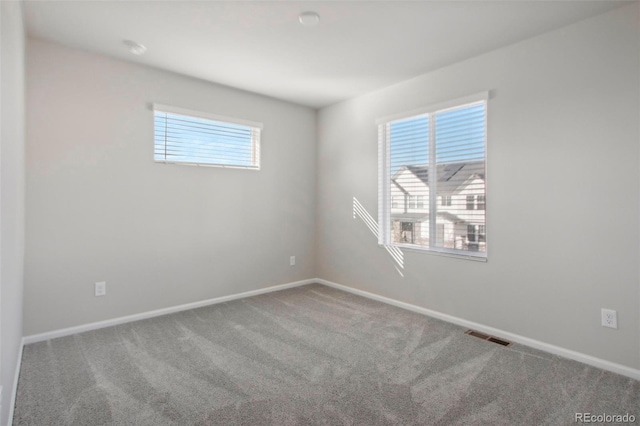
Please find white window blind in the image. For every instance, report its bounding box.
[153,104,262,169]
[378,93,487,259]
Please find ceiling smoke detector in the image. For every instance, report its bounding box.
[123,40,147,55]
[298,12,320,27]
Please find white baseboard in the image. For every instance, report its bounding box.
[316,278,640,381]
[20,276,640,383]
[23,278,315,345]
[8,338,24,426]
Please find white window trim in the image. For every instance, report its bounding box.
[395,244,488,262]
[376,91,489,126]
[377,91,489,261]
[152,103,263,170]
[153,103,263,130]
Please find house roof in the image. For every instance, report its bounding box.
[391,161,484,195]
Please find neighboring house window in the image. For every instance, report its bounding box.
[466,195,475,210]
[467,225,477,243]
[377,93,487,258]
[477,195,486,210]
[153,104,262,169]
[478,225,486,242]
[401,222,414,243]
[409,196,418,209]
[467,225,486,246]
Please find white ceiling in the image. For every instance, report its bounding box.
[24,0,630,109]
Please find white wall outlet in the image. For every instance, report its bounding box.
[95,281,106,297]
[290,256,296,266]
[601,308,617,329]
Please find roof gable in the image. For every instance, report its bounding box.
[391,161,484,194]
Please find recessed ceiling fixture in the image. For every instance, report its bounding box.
[123,40,147,56]
[298,11,320,27]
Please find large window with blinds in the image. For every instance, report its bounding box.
[153,104,262,169]
[377,93,487,258]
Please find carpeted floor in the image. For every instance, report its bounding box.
[13,283,640,425]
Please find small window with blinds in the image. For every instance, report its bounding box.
[377,93,487,259]
[153,104,262,169]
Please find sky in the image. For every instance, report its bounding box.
[154,112,255,167]
[389,103,485,174]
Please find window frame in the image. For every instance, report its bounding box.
[377,92,488,261]
[153,103,263,170]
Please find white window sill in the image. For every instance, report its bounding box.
[154,160,260,170]
[380,243,487,262]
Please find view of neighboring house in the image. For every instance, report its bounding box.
[390,160,486,251]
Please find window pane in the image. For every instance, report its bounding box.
[388,116,430,247]
[154,110,260,168]
[434,103,486,253]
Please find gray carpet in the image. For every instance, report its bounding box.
[13,283,640,425]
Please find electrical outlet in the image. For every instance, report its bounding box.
[290,256,296,266]
[95,281,106,297]
[601,308,617,329]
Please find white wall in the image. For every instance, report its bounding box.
[0,1,25,424]
[25,39,317,335]
[317,5,640,369]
